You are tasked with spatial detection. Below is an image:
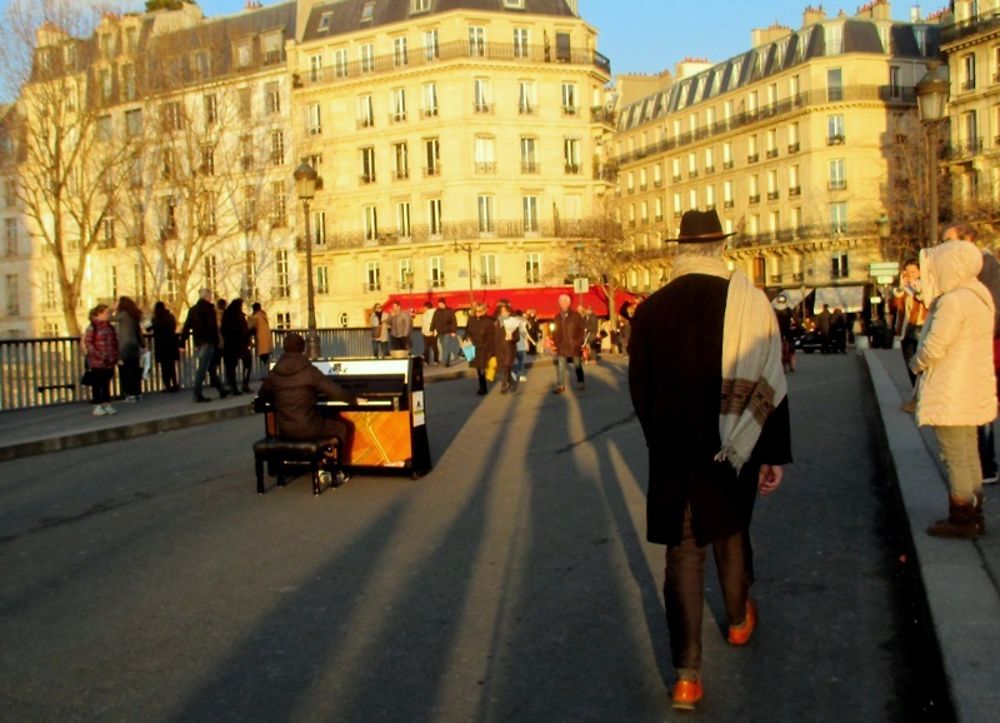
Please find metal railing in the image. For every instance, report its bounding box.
[297,40,610,88]
[0,328,381,412]
[941,10,1000,45]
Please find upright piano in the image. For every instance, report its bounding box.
[255,356,432,478]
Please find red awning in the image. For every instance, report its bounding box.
[382,285,641,319]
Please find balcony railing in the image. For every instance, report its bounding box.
[767,190,780,200]
[521,162,541,174]
[475,162,497,174]
[827,134,845,145]
[788,142,800,153]
[827,179,847,191]
[748,194,761,204]
[766,148,779,159]
[789,185,802,197]
[726,223,859,251]
[946,138,984,159]
[747,153,759,163]
[296,40,611,88]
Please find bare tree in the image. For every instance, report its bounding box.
[2,2,142,335]
[570,199,639,327]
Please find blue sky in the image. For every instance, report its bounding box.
[0,0,944,75]
[189,0,941,75]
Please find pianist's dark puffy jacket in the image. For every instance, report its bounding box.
[258,352,356,441]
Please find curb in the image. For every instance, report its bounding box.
[863,349,1000,721]
[0,357,562,462]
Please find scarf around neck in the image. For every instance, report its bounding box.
[672,255,787,472]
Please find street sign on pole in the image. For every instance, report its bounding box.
[869,262,900,276]
[573,277,589,294]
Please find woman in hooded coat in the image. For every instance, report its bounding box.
[912,240,998,538]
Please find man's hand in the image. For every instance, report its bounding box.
[758,464,783,496]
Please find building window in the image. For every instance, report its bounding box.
[561,82,578,114]
[265,82,281,114]
[315,266,329,295]
[161,102,184,132]
[429,198,443,236]
[429,256,444,287]
[397,202,411,237]
[889,65,901,98]
[828,159,846,190]
[394,37,408,67]
[827,114,845,144]
[334,48,348,77]
[564,138,581,174]
[723,141,733,169]
[520,136,537,173]
[361,146,376,183]
[469,26,486,57]
[825,24,843,55]
[518,80,537,115]
[964,53,977,90]
[481,253,499,286]
[424,29,439,60]
[474,78,492,113]
[478,195,495,233]
[312,211,326,245]
[789,164,801,196]
[424,137,440,176]
[413,0,430,13]
[673,191,682,216]
[391,87,407,122]
[307,102,322,134]
[4,181,16,208]
[475,136,495,174]
[365,261,381,291]
[309,54,323,83]
[723,180,734,209]
[522,195,539,233]
[830,202,848,234]
[271,182,287,227]
[964,110,980,151]
[826,67,843,101]
[4,218,16,256]
[525,253,541,284]
[359,94,374,127]
[125,109,142,138]
[513,28,529,58]
[270,131,284,166]
[832,253,849,279]
[361,43,375,73]
[422,82,438,117]
[5,274,18,316]
[705,186,715,210]
[393,142,409,180]
[364,206,379,242]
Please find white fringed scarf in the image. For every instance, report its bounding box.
[672,255,788,473]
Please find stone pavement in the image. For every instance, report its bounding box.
[0,357,556,462]
[864,348,1000,722]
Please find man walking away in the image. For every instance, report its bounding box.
[420,301,439,366]
[628,210,791,711]
[583,305,601,363]
[181,289,228,402]
[552,294,585,393]
[466,303,494,395]
[430,298,459,366]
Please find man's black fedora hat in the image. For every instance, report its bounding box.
[666,209,735,244]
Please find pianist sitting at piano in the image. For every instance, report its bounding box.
[258,333,361,465]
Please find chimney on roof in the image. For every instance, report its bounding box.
[752,23,792,47]
[911,4,922,22]
[803,5,827,27]
[855,0,892,21]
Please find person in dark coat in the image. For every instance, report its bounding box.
[525,309,541,355]
[220,298,251,396]
[181,289,227,402]
[551,293,586,393]
[495,303,519,394]
[113,296,145,401]
[430,298,459,366]
[628,209,792,711]
[147,300,180,392]
[465,303,495,395]
[258,333,358,483]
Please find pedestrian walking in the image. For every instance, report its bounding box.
[181,288,228,402]
[370,304,389,358]
[420,301,439,365]
[496,304,519,394]
[113,296,145,402]
[147,300,180,393]
[551,293,586,393]
[248,302,273,370]
[221,298,252,396]
[628,210,792,711]
[430,298,460,366]
[465,303,494,395]
[525,309,541,355]
[582,305,601,363]
[83,304,119,416]
[511,308,532,382]
[910,239,997,538]
[388,302,412,352]
[773,295,796,373]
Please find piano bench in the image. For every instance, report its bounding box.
[253,437,338,496]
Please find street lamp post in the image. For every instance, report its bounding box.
[875,213,892,321]
[916,59,949,246]
[573,243,585,306]
[294,162,321,359]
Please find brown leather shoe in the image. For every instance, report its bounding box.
[671,678,703,710]
[727,598,758,646]
[927,496,983,539]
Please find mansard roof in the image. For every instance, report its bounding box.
[618,19,941,133]
[302,0,576,42]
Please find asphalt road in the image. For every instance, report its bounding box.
[0,356,948,722]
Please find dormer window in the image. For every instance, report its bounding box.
[504,0,526,8]
[318,12,332,32]
[412,0,430,12]
[361,1,375,24]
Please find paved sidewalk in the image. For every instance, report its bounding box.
[0,357,559,462]
[865,349,1000,722]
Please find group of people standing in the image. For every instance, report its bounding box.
[81,291,273,411]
